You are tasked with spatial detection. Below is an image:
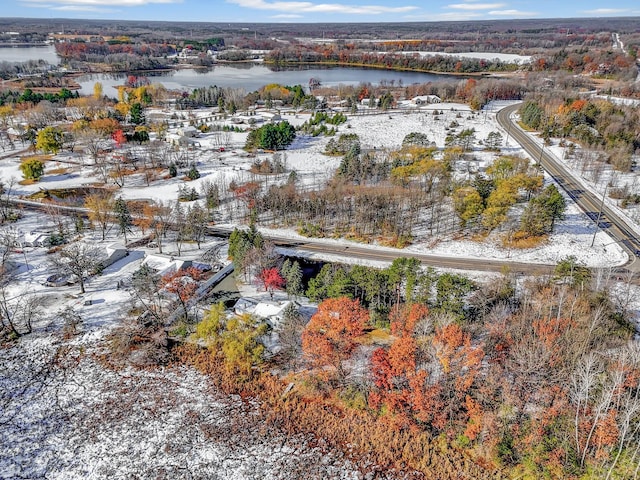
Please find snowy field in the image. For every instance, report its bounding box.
[1,100,639,478]
[542,123,640,242]
[395,50,532,64]
[0,211,371,479]
[1,338,365,480]
[0,101,628,269]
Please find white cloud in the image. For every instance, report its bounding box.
[21,2,55,7]
[581,8,629,15]
[408,12,482,21]
[270,13,303,18]
[51,5,118,11]
[488,9,538,17]
[447,2,505,10]
[21,0,180,6]
[227,0,418,15]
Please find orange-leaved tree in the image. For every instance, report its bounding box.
[302,297,368,381]
[160,266,202,320]
[370,304,425,415]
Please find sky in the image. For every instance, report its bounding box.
[4,0,640,23]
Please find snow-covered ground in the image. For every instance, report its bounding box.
[0,101,628,269]
[1,99,639,478]
[0,336,365,480]
[394,50,532,64]
[0,212,369,479]
[511,109,640,244]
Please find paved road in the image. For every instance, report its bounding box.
[11,104,640,277]
[9,199,559,275]
[209,225,556,275]
[497,103,640,273]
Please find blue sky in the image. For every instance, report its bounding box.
[6,0,640,23]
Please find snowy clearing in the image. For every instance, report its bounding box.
[395,50,532,64]
[1,101,628,269]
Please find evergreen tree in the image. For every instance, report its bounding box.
[187,165,201,180]
[129,102,145,125]
[114,197,132,244]
[284,260,303,298]
[19,158,45,181]
[520,184,566,236]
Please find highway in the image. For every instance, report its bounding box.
[8,198,558,275]
[497,103,640,273]
[9,102,640,276]
[209,225,556,275]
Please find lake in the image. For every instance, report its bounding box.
[0,45,59,65]
[77,64,451,97]
[0,46,455,94]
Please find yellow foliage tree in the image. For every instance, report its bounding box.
[93,82,103,100]
[85,192,115,240]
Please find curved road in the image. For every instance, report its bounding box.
[11,102,640,276]
[497,103,640,273]
[8,198,553,274]
[216,227,556,275]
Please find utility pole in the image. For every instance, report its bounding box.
[537,141,544,166]
[591,186,607,247]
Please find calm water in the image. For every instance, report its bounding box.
[0,45,59,64]
[0,47,452,95]
[78,64,449,97]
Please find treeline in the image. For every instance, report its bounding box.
[238,140,564,246]
[531,47,637,79]
[55,41,175,61]
[370,31,614,54]
[0,87,78,106]
[266,47,519,73]
[305,259,474,324]
[0,59,52,80]
[181,247,638,478]
[177,83,317,111]
[520,96,640,169]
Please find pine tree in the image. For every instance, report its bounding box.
[114,197,132,244]
[284,260,303,299]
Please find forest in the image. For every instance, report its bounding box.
[178,224,639,478]
[1,21,639,473]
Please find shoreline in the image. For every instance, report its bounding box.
[263,59,524,78]
[0,59,525,94]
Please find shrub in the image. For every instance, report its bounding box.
[19,157,45,180]
[187,166,201,180]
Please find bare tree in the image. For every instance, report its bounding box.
[0,283,43,338]
[0,227,19,270]
[201,243,223,266]
[276,302,306,369]
[80,129,109,165]
[0,177,19,223]
[0,130,15,152]
[44,203,71,240]
[51,243,105,294]
[152,201,173,255]
[129,263,165,323]
[59,307,83,339]
[186,204,209,249]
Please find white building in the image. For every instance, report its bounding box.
[411,95,442,105]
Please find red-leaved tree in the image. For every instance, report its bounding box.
[257,267,284,299]
[112,129,126,148]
